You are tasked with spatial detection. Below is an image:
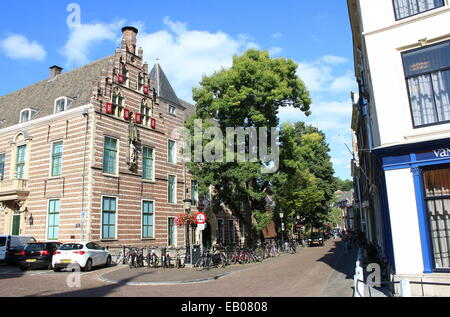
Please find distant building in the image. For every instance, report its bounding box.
[348,0,450,296]
[334,190,355,231]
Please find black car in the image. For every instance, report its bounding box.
[18,242,62,270]
[307,232,325,247]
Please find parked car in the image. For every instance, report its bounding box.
[18,242,62,270]
[52,242,111,272]
[307,232,325,247]
[0,235,36,265]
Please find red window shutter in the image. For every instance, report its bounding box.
[118,74,124,84]
[143,86,149,95]
[105,103,113,114]
[135,113,142,124]
[150,118,156,129]
[123,108,131,120]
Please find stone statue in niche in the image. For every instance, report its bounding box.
[127,113,139,172]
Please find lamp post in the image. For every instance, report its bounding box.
[279,211,285,251]
[183,199,192,264]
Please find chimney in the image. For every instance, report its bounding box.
[49,65,63,80]
[121,26,138,55]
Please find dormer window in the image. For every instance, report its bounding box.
[19,108,37,123]
[54,97,73,113]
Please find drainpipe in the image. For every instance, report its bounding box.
[81,110,89,241]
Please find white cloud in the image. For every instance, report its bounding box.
[0,34,46,61]
[271,32,283,40]
[320,55,349,65]
[297,56,356,94]
[138,17,258,102]
[60,20,125,66]
[269,47,283,56]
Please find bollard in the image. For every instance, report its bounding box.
[399,279,411,297]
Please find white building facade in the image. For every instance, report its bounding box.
[348,0,450,295]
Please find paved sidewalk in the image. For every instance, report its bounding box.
[100,256,285,285]
[321,242,358,297]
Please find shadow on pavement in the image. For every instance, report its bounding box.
[0,264,26,280]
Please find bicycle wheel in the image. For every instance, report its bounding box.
[195,258,205,271]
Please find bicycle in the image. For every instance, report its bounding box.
[174,247,184,269]
[161,247,171,268]
[146,246,159,269]
[195,248,212,271]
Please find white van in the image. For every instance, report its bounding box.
[0,235,36,263]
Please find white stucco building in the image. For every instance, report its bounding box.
[348,0,450,296]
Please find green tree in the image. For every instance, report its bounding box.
[273,122,336,233]
[185,49,312,241]
[334,177,353,192]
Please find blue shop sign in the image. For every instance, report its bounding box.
[416,147,450,161]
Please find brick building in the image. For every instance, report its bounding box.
[0,27,203,248]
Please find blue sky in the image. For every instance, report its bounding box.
[0,0,356,180]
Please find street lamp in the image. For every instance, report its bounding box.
[183,199,192,264]
[279,211,285,251]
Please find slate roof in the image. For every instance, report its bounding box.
[150,63,183,107]
[0,56,113,129]
[179,99,196,122]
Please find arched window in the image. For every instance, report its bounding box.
[54,97,73,113]
[140,98,152,126]
[112,87,125,117]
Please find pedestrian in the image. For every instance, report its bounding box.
[342,232,349,254]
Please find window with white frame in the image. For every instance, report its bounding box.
[47,199,60,240]
[168,175,177,204]
[50,141,63,177]
[15,145,26,179]
[168,140,176,164]
[54,97,73,113]
[0,153,5,181]
[142,147,154,181]
[19,109,37,123]
[111,88,125,117]
[168,105,176,115]
[402,40,450,128]
[103,136,118,175]
[142,200,154,239]
[393,0,445,20]
[102,196,117,240]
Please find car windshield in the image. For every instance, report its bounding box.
[311,233,323,238]
[59,244,83,250]
[24,243,48,251]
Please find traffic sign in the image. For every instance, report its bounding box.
[196,212,207,224]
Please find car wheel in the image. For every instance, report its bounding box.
[53,267,61,272]
[84,259,93,272]
[105,256,111,268]
[19,266,27,271]
[47,263,53,270]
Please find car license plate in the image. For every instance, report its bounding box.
[61,260,72,263]
[26,259,37,262]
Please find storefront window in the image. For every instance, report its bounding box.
[423,167,450,269]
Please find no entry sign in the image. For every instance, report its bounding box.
[196,212,207,224]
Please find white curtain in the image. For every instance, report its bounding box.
[432,70,450,122]
[408,74,437,126]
